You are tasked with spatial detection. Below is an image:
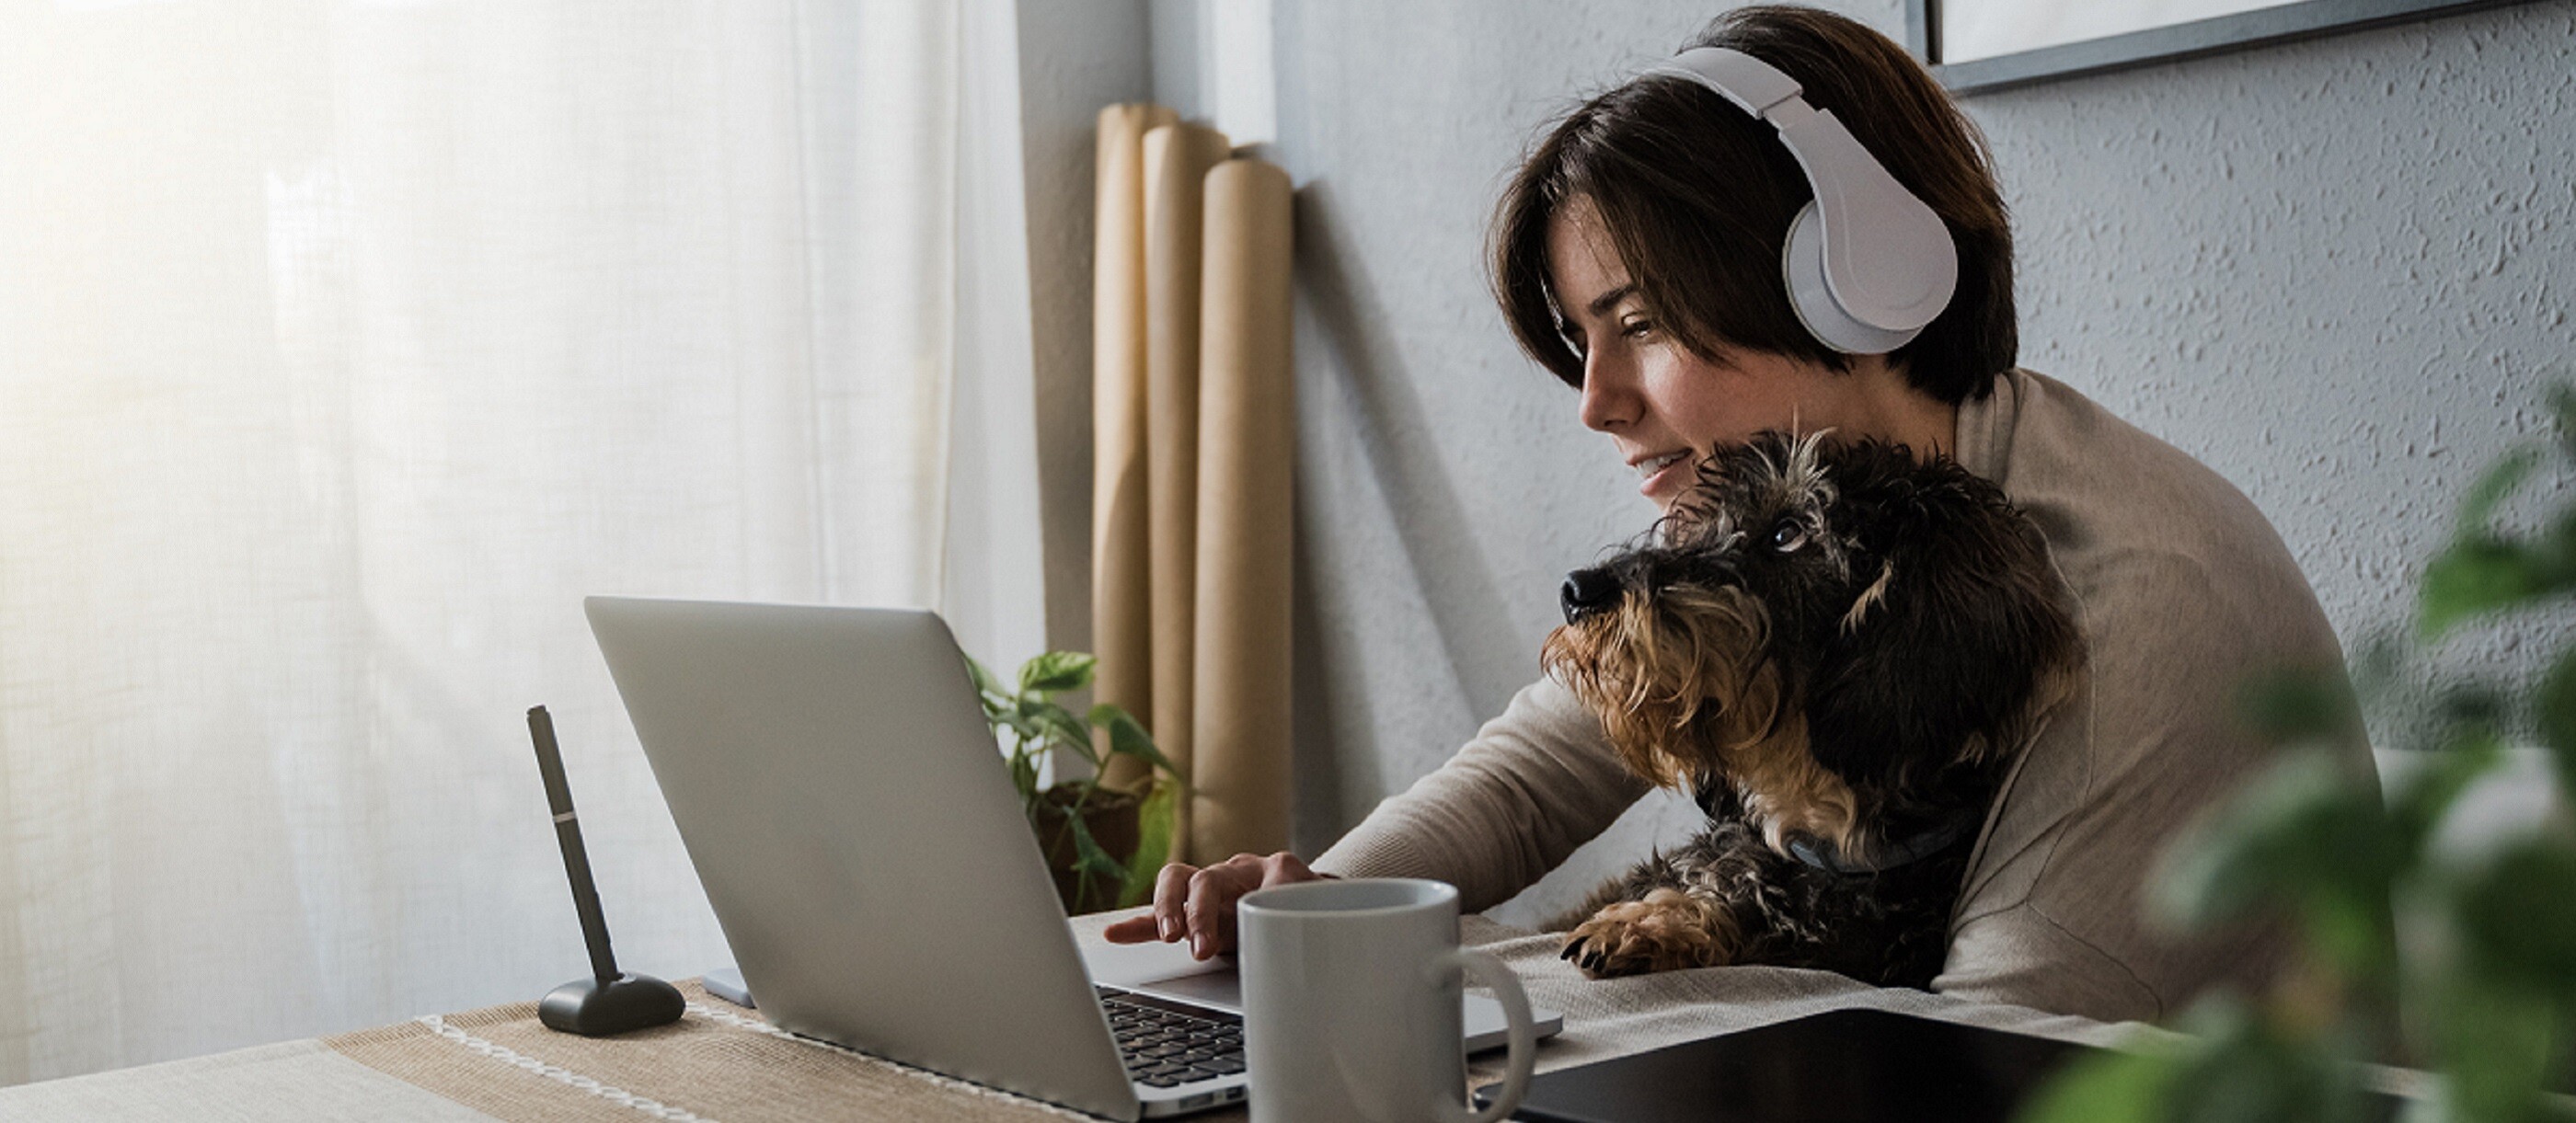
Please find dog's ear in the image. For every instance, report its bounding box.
[1807,461,2080,785]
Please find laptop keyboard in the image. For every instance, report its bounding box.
[1098,988,1246,1088]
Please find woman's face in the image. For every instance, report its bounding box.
[1547,197,1878,513]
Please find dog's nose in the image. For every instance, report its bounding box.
[1560,566,1624,624]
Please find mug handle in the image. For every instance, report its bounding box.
[1430,947,1535,1123]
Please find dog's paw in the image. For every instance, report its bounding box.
[1559,888,1732,979]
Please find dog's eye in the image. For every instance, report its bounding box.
[1769,520,1808,553]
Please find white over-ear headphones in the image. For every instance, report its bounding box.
[1644,47,1958,355]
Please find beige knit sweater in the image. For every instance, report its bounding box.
[1312,368,2362,1025]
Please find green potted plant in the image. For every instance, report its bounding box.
[963,651,1187,915]
[2025,387,2576,1123]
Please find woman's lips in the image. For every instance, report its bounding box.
[1639,453,1691,499]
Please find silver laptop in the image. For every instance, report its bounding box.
[585,597,1558,1119]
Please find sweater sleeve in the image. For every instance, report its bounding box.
[1310,674,1652,912]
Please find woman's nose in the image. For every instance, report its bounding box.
[1577,350,1638,432]
[1560,566,1625,624]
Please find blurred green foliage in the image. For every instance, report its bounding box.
[963,651,1187,913]
[2024,388,2576,1123]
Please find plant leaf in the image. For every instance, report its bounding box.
[962,654,1014,722]
[2550,382,2576,461]
[2432,681,2512,737]
[1064,814,1129,914]
[2547,506,2576,592]
[2455,446,2539,538]
[1008,749,1041,812]
[1031,703,1101,769]
[1018,651,1097,695]
[2236,669,2363,749]
[963,653,1004,699]
[2538,646,2576,812]
[2449,840,2576,994]
[2431,977,2560,1123]
[2015,1040,2179,1123]
[996,695,1048,740]
[2156,1004,2368,1123]
[2150,750,2397,980]
[1119,778,1182,909]
[2385,731,2504,862]
[2421,538,2553,640]
[1090,704,1187,785]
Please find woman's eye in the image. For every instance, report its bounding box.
[1769,521,1807,552]
[1619,318,1657,339]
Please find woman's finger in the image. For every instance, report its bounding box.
[1150,862,1200,943]
[1182,855,1268,958]
[1099,911,1160,944]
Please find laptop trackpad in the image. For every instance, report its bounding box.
[1129,969,1246,1010]
[1076,932,1232,990]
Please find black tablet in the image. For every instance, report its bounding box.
[1477,1007,2094,1123]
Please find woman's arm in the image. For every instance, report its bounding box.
[1103,673,1649,955]
[1312,674,1650,911]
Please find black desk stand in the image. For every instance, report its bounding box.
[527,705,684,1037]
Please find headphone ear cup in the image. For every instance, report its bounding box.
[1781,201,1922,356]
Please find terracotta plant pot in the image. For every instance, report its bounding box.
[1034,784,1141,914]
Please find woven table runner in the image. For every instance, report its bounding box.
[324,980,1119,1123]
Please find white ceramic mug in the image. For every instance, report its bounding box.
[1236,878,1535,1123]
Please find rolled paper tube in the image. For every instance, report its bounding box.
[1092,103,1175,792]
[1190,157,1295,863]
[1138,120,1231,846]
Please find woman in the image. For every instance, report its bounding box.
[1104,6,2359,1026]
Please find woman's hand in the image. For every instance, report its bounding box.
[1099,852,1329,958]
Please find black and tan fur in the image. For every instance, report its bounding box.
[1543,430,2079,989]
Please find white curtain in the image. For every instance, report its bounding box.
[0,0,1044,1083]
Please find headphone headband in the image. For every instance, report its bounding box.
[1642,47,1958,354]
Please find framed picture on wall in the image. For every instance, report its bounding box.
[1907,0,2541,93]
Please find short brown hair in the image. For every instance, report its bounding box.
[1491,6,2015,405]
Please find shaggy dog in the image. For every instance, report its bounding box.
[1543,430,2080,989]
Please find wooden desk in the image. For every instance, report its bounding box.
[0,911,2137,1121]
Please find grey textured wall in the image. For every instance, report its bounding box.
[1017,0,1156,658]
[1144,0,2576,924]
